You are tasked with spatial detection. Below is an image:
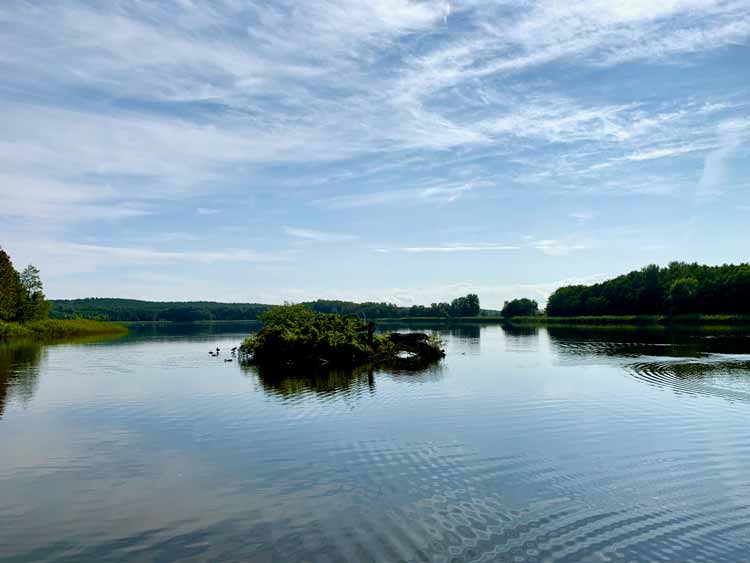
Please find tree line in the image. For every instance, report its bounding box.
[546,262,750,316]
[49,294,483,321]
[0,248,50,323]
[50,298,271,322]
[305,294,481,319]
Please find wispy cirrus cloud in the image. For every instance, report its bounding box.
[380,235,592,256]
[1,0,748,301]
[196,207,221,216]
[2,240,291,277]
[312,180,491,209]
[397,243,520,253]
[696,118,750,202]
[283,227,357,242]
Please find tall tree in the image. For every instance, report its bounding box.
[501,298,539,317]
[19,264,50,321]
[0,248,24,322]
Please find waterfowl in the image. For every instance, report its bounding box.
[224,358,233,362]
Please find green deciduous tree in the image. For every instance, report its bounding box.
[546,262,750,316]
[501,298,539,317]
[668,277,699,313]
[19,264,50,321]
[0,248,25,322]
[0,250,51,323]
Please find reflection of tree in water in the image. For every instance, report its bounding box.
[240,360,444,399]
[239,362,376,399]
[120,321,260,343]
[546,325,750,361]
[0,341,43,418]
[445,324,480,340]
[501,323,540,352]
[627,358,750,404]
[540,325,750,403]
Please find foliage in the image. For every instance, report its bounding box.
[50,298,271,322]
[19,265,50,321]
[546,262,750,316]
[0,248,23,322]
[302,293,480,318]
[240,305,389,367]
[501,298,540,317]
[0,319,127,341]
[668,277,699,313]
[239,305,444,369]
[0,248,49,322]
[51,293,484,321]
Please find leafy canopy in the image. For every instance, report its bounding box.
[0,248,49,322]
[546,262,750,316]
[240,305,394,368]
[501,298,540,317]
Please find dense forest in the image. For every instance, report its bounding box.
[50,298,271,322]
[50,294,483,322]
[0,248,49,323]
[546,262,750,316]
[305,294,481,319]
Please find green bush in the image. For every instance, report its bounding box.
[239,305,447,369]
[240,305,392,368]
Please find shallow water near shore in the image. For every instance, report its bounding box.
[2,323,750,562]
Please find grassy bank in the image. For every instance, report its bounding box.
[0,319,128,341]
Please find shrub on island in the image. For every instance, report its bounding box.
[239,305,445,370]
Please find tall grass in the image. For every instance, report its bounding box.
[0,319,127,340]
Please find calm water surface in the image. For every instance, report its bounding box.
[2,323,750,562]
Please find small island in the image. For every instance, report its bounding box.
[238,305,445,370]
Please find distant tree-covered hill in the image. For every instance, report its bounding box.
[546,262,750,316]
[50,294,484,322]
[304,294,480,319]
[49,298,271,322]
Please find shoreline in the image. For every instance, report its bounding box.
[0,319,128,341]
[28,314,750,333]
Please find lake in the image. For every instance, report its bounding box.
[2,323,750,562]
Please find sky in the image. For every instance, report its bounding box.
[1,0,749,308]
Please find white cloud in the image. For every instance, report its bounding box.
[244,273,611,309]
[4,240,290,277]
[283,227,357,242]
[1,0,748,301]
[313,180,490,209]
[383,236,592,256]
[696,118,750,202]
[196,207,221,215]
[0,174,150,221]
[569,211,595,223]
[530,239,589,256]
[399,243,520,253]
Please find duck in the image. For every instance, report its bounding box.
[224,358,233,362]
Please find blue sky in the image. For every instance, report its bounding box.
[1,0,748,307]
